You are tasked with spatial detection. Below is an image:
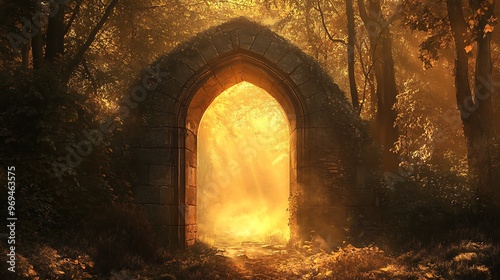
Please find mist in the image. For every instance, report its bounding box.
[197,82,290,247]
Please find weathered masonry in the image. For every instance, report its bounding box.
[131,18,380,247]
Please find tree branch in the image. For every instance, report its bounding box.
[357,0,371,23]
[63,0,120,82]
[82,58,98,95]
[315,0,346,45]
[64,0,83,36]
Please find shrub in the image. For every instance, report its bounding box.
[82,203,161,274]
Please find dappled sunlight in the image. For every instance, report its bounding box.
[197,82,290,248]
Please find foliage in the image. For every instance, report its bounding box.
[0,64,134,233]
[394,77,466,170]
[0,0,499,278]
[4,237,499,279]
[81,204,161,274]
[379,162,498,249]
[401,0,452,68]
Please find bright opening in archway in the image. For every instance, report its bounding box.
[197,81,290,249]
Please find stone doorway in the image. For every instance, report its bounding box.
[132,18,377,247]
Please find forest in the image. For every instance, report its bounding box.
[1,0,500,279]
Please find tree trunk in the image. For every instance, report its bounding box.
[447,0,496,204]
[45,2,65,62]
[31,31,43,69]
[347,0,359,111]
[21,40,30,69]
[358,0,399,171]
[63,0,120,82]
[474,0,495,202]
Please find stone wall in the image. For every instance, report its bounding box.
[130,18,380,247]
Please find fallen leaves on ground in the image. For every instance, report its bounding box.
[3,239,499,279]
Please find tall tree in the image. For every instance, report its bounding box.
[402,0,497,205]
[347,0,360,111]
[315,0,360,110]
[44,1,65,63]
[447,0,496,202]
[358,0,400,171]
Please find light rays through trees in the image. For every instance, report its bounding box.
[197,82,290,247]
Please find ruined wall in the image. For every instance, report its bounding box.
[130,18,380,247]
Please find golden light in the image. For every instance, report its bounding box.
[197,82,290,249]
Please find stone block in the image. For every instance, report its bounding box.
[290,64,312,86]
[151,225,179,247]
[300,167,333,188]
[290,148,298,170]
[228,28,240,48]
[239,28,258,50]
[303,185,331,205]
[307,128,343,150]
[196,39,218,63]
[186,149,197,168]
[186,186,197,206]
[186,166,196,187]
[186,224,197,242]
[298,206,347,235]
[136,148,176,165]
[250,32,273,55]
[185,205,197,225]
[134,185,160,203]
[232,63,248,83]
[298,78,325,99]
[149,165,174,186]
[214,68,237,89]
[134,164,149,185]
[305,93,331,114]
[264,41,289,63]
[140,128,172,148]
[188,88,210,112]
[185,130,197,152]
[202,74,223,96]
[277,51,302,74]
[160,186,175,205]
[167,60,194,85]
[307,111,335,128]
[143,204,178,226]
[293,148,307,169]
[156,76,184,100]
[143,112,176,128]
[212,32,234,55]
[177,47,207,72]
[151,93,177,114]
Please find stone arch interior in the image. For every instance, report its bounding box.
[181,55,302,245]
[196,81,291,247]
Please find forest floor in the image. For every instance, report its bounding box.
[4,236,500,280]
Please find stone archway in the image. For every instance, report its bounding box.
[132,18,379,247]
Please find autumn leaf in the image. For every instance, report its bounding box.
[464,45,473,53]
[484,24,494,34]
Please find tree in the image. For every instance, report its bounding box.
[357,0,400,171]
[447,0,496,203]
[347,0,360,111]
[402,0,498,205]
[314,0,360,111]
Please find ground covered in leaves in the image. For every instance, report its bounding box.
[2,237,499,280]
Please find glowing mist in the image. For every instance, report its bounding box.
[197,82,290,247]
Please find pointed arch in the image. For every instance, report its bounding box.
[131,18,377,247]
